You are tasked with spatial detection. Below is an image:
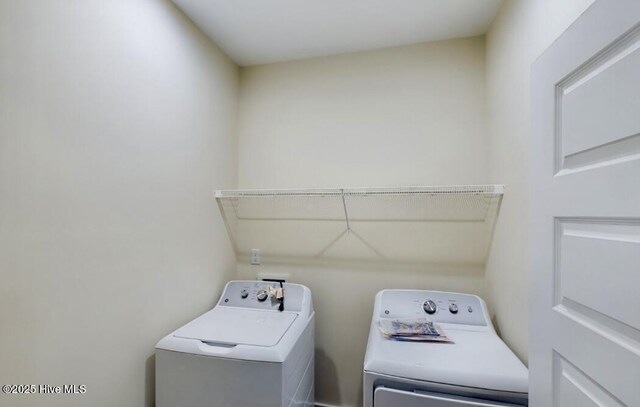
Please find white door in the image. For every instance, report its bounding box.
[531,1,640,406]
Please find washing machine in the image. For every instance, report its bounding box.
[156,280,314,407]
[363,289,528,407]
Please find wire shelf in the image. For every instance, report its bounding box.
[215,185,504,264]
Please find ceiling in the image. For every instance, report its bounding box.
[172,0,504,66]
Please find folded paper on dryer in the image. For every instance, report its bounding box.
[377,318,453,343]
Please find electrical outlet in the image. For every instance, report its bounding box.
[250,249,261,265]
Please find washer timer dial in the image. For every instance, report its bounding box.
[422,300,437,314]
[256,289,268,302]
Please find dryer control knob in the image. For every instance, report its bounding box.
[423,300,437,314]
[449,303,458,314]
[257,289,268,302]
[240,289,249,299]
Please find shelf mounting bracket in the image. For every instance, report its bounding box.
[340,189,351,233]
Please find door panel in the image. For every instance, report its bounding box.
[554,353,625,407]
[531,1,640,406]
[560,25,640,164]
[551,307,640,406]
[557,218,640,329]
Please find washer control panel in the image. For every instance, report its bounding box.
[218,281,304,312]
[379,290,487,326]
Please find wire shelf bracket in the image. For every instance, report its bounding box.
[215,185,504,265]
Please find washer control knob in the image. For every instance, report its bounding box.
[240,289,249,299]
[256,289,268,302]
[423,300,437,314]
[449,303,458,314]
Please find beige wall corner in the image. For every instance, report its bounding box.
[484,0,594,364]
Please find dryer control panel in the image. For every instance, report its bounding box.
[218,281,305,312]
[378,290,487,326]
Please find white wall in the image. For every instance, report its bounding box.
[238,37,488,189]
[0,1,238,406]
[237,37,488,407]
[483,0,594,363]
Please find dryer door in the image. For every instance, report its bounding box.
[374,387,520,407]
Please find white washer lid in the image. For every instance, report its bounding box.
[173,307,297,347]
